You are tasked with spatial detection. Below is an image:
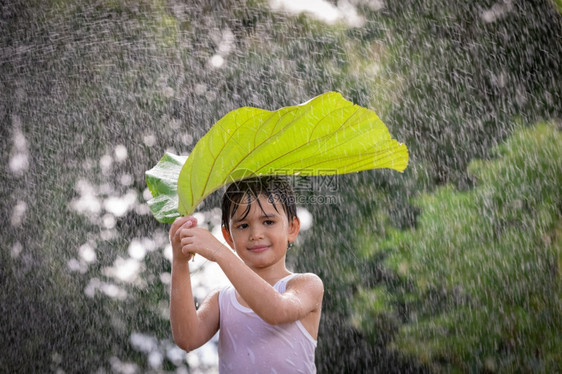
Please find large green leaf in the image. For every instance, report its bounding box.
[145,153,188,223]
[145,92,408,223]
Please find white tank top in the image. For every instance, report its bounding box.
[218,273,317,373]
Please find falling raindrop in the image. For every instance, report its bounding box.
[10,200,27,227]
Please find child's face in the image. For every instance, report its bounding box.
[221,194,300,270]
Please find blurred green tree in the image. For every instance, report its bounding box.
[353,123,562,372]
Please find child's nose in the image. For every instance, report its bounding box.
[249,226,264,240]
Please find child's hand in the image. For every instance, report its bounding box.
[170,216,198,262]
[178,225,227,263]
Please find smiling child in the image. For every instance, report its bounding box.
[169,176,324,373]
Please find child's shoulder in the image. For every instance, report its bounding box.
[287,272,324,291]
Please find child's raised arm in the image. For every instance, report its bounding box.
[179,226,324,332]
[169,217,220,352]
[218,251,324,330]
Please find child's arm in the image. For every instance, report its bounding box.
[217,250,324,326]
[178,226,324,327]
[169,217,220,352]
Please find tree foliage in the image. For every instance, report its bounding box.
[353,123,562,372]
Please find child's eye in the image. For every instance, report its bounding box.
[264,220,275,226]
[236,223,248,229]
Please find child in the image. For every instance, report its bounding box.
[169,176,324,373]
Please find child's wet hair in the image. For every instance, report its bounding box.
[221,176,297,231]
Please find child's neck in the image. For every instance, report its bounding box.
[252,263,292,286]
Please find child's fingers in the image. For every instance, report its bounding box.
[175,218,199,242]
[171,216,198,236]
[181,243,196,261]
[178,227,195,244]
[176,224,191,242]
[179,216,198,231]
[181,246,194,260]
[170,216,190,238]
[186,215,198,227]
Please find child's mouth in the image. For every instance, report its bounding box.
[248,245,269,253]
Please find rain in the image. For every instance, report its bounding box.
[1,0,561,373]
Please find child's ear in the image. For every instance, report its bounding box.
[288,216,300,242]
[221,226,235,249]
